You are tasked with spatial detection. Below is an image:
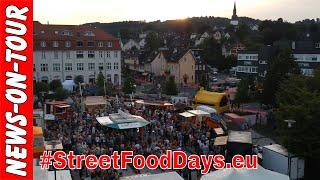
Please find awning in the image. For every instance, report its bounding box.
[179,112,196,118]
[96,110,149,129]
[188,110,210,116]
[214,128,224,136]
[54,104,71,108]
[201,165,290,180]
[214,136,228,146]
[84,96,106,106]
[44,114,55,121]
[45,140,63,151]
[121,172,184,180]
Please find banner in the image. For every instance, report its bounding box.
[0,0,33,179]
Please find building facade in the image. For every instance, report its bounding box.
[236,51,259,78]
[33,21,122,85]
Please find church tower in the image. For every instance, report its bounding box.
[232,1,238,20]
[230,1,239,26]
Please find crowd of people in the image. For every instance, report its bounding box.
[44,95,225,180]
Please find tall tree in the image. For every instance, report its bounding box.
[123,77,136,94]
[34,82,49,97]
[262,49,300,106]
[145,32,161,52]
[165,76,178,95]
[74,75,84,86]
[49,80,62,92]
[275,72,320,179]
[234,78,253,105]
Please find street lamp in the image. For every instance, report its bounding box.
[284,119,296,179]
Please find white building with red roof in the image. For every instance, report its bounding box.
[33,21,122,85]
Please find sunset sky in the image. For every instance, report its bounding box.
[34,0,319,24]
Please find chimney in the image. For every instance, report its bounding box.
[292,41,295,50]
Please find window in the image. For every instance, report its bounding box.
[53,63,60,71]
[87,41,94,47]
[77,63,84,71]
[61,30,71,36]
[54,51,59,59]
[106,51,110,58]
[41,51,46,59]
[107,41,112,47]
[99,63,103,71]
[114,51,118,58]
[114,62,119,70]
[53,41,59,47]
[33,64,36,72]
[98,42,103,47]
[88,51,95,58]
[106,62,111,70]
[40,41,46,47]
[315,43,320,49]
[40,64,48,71]
[66,51,71,59]
[65,41,71,47]
[99,51,103,58]
[88,63,95,70]
[84,31,94,36]
[76,51,84,58]
[77,41,83,47]
[65,63,72,71]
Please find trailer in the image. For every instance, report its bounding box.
[262,144,304,180]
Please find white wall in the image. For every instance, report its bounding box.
[34,50,121,85]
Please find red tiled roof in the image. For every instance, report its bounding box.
[33,21,121,50]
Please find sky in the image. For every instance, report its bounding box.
[34,0,320,25]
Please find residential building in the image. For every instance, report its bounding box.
[151,49,196,85]
[122,39,140,51]
[236,50,259,78]
[292,33,320,76]
[191,49,209,84]
[33,21,122,85]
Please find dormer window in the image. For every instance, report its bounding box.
[40,41,46,47]
[84,31,95,36]
[98,42,103,47]
[53,41,59,47]
[61,30,72,36]
[40,30,45,34]
[54,31,59,35]
[316,43,320,49]
[107,41,112,47]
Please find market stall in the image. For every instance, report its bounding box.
[33,126,45,158]
[84,96,107,114]
[201,165,289,180]
[45,101,72,120]
[96,110,149,129]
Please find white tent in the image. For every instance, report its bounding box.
[121,172,184,180]
[201,165,289,180]
[62,80,75,91]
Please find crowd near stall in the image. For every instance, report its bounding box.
[32,89,292,180]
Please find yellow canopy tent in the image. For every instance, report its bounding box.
[33,126,45,158]
[193,89,229,113]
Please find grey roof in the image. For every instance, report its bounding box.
[228,130,252,144]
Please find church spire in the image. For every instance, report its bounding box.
[232,1,238,20]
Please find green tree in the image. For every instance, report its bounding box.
[262,49,300,106]
[145,32,161,52]
[49,79,62,92]
[200,37,223,68]
[54,87,69,100]
[199,73,209,90]
[123,77,136,94]
[96,72,105,89]
[234,78,252,105]
[34,82,49,97]
[74,75,84,86]
[165,76,178,95]
[275,73,320,178]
